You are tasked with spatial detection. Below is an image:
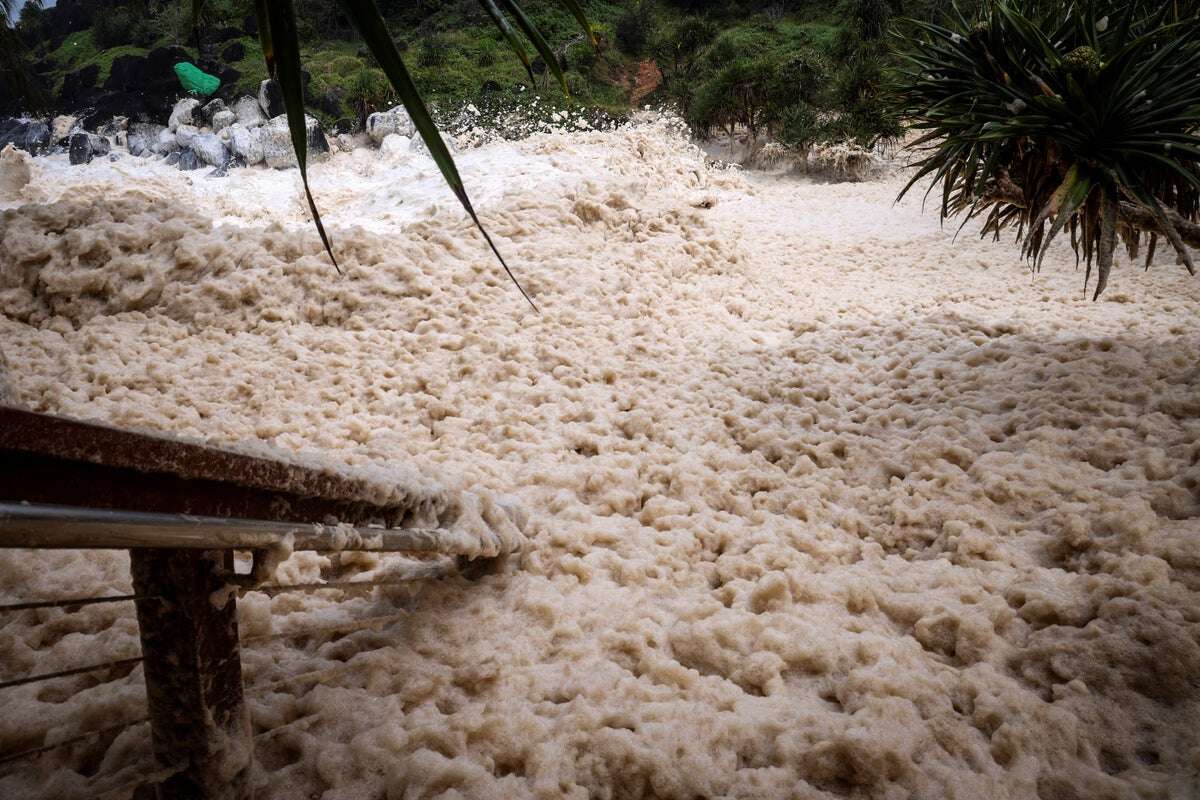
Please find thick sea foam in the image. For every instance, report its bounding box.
[2,115,1199,799]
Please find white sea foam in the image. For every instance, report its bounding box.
[1,115,1199,799]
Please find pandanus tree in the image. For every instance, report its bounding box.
[895,0,1200,298]
[244,0,597,310]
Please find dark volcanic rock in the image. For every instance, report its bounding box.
[200,98,228,127]
[258,79,285,118]
[0,119,52,156]
[60,64,100,106]
[221,41,246,63]
[68,131,109,165]
[94,46,193,125]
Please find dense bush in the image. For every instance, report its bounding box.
[615,2,657,56]
[92,9,136,50]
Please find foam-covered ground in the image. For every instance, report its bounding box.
[2,117,1199,800]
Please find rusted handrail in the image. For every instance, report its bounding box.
[0,503,461,554]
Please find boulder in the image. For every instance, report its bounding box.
[227,123,264,166]
[258,79,285,118]
[98,116,128,147]
[155,128,179,155]
[379,133,411,159]
[168,98,201,132]
[211,109,236,132]
[232,96,265,128]
[366,105,415,144]
[177,147,202,171]
[261,114,328,169]
[51,115,78,142]
[410,130,454,159]
[175,124,200,149]
[60,64,100,107]
[68,132,110,165]
[0,119,52,156]
[127,122,165,157]
[103,46,194,124]
[191,133,229,167]
[164,150,181,166]
[200,98,227,127]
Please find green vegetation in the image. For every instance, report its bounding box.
[895,0,1200,299]
[8,0,953,145]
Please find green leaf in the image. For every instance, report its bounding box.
[338,0,538,310]
[266,0,339,272]
[255,0,275,75]
[477,0,534,84]
[498,0,569,96]
[555,0,597,48]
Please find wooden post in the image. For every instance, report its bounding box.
[130,549,253,800]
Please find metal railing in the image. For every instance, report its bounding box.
[0,408,504,800]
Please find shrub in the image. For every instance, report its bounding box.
[417,34,449,67]
[616,2,656,56]
[93,9,136,50]
[895,0,1200,298]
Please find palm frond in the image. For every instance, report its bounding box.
[894,0,1200,298]
[258,0,592,308]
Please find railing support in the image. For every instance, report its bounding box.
[131,549,253,800]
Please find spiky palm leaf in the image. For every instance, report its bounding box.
[240,0,595,308]
[895,1,1200,299]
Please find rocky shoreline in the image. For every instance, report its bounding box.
[1,78,433,179]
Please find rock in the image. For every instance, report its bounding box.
[103,46,194,124]
[410,130,454,159]
[60,64,100,106]
[207,164,229,178]
[200,98,227,127]
[366,105,415,144]
[177,147,202,171]
[232,96,265,128]
[98,116,128,147]
[258,79,285,118]
[127,122,165,157]
[169,98,201,132]
[68,132,109,165]
[221,41,245,63]
[164,150,181,166]
[0,119,52,156]
[335,133,355,152]
[261,114,329,169]
[108,153,121,162]
[155,128,179,155]
[175,124,200,149]
[211,109,236,132]
[227,123,264,166]
[379,133,411,158]
[51,115,78,142]
[191,133,229,167]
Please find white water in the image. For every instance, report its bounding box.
[2,117,1199,799]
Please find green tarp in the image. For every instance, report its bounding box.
[173,62,220,96]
